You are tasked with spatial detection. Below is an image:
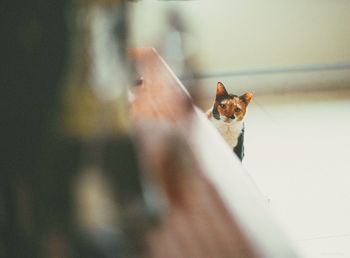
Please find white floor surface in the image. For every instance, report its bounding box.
[243,90,350,258]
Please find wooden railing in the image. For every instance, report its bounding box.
[129,48,300,258]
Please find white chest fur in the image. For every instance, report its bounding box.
[210,117,244,149]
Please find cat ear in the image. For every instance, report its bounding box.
[216,82,228,97]
[240,92,253,104]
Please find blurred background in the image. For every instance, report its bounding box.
[2,0,350,257]
[128,0,350,94]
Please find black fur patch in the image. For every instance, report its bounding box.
[212,105,220,120]
[233,125,245,161]
[215,95,227,102]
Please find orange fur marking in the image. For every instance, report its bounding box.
[216,82,228,96]
[242,92,253,104]
[216,93,253,122]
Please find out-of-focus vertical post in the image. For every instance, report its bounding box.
[158,8,204,107]
[2,1,159,257]
[40,1,160,257]
[1,0,69,257]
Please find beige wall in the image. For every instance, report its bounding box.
[128,0,350,73]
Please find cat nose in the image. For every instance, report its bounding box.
[230,115,235,119]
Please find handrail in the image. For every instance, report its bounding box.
[129,48,301,258]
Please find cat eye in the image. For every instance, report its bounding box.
[234,107,241,112]
[220,103,226,108]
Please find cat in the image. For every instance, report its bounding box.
[207,82,253,161]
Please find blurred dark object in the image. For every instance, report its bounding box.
[1,1,158,257]
[2,0,69,257]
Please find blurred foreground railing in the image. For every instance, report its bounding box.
[129,48,301,258]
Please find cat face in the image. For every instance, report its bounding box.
[212,82,253,123]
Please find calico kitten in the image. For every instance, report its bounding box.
[207,82,253,161]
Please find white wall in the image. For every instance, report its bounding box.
[128,0,350,92]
